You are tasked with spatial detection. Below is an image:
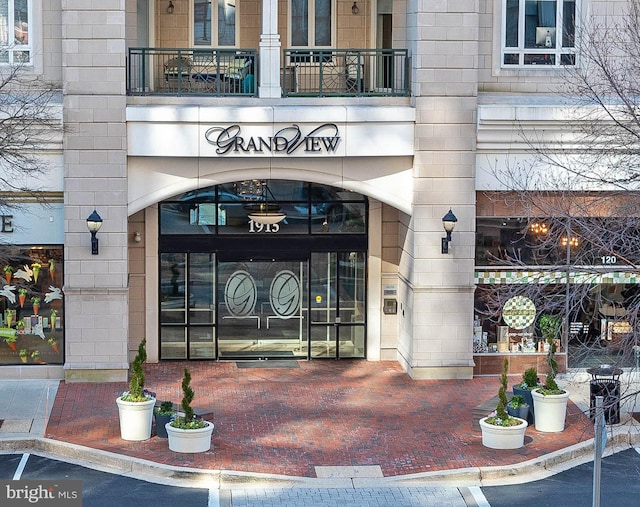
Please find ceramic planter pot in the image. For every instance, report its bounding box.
[479,417,528,449]
[507,403,530,420]
[154,412,173,438]
[531,388,570,433]
[116,397,156,441]
[512,385,535,424]
[166,421,214,453]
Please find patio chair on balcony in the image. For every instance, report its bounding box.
[164,56,193,92]
[281,65,298,93]
[225,56,253,93]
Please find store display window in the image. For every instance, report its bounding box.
[0,246,63,365]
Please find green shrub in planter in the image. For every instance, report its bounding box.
[170,368,207,430]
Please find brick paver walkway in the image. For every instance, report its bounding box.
[46,361,594,477]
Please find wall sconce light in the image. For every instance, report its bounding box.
[133,232,142,243]
[86,209,103,255]
[441,208,458,254]
[167,0,175,14]
[351,1,359,14]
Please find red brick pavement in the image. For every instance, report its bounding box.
[45,361,594,477]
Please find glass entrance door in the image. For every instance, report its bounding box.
[218,259,309,359]
[310,252,366,358]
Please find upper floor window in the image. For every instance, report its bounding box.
[502,0,577,67]
[290,0,333,48]
[0,0,31,64]
[193,0,236,47]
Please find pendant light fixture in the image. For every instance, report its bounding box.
[247,180,286,225]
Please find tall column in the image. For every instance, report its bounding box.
[399,0,478,379]
[258,0,282,98]
[62,4,129,382]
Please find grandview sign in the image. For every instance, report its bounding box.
[204,123,340,155]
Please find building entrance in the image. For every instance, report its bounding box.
[158,180,368,361]
[218,259,309,359]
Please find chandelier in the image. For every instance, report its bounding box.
[245,180,286,225]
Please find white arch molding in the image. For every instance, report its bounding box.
[127,155,414,216]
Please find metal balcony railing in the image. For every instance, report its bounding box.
[282,49,410,97]
[128,48,258,97]
[127,48,410,98]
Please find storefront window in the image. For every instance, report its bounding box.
[475,215,640,369]
[476,217,640,267]
[475,278,639,369]
[0,246,63,365]
[476,217,562,266]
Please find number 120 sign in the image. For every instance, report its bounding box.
[601,255,617,265]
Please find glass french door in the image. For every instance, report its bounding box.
[309,252,366,358]
[218,259,308,358]
[160,252,216,359]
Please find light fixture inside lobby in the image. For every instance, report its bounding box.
[561,236,579,248]
[167,0,175,14]
[529,221,548,235]
[86,209,103,255]
[441,208,458,254]
[246,180,286,225]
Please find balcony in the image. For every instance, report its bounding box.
[127,48,410,98]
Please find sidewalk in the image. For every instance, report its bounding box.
[2,361,639,485]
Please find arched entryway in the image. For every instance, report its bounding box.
[157,179,368,360]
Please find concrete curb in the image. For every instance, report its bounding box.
[1,424,638,489]
[382,422,640,487]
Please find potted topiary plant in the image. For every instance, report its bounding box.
[115,339,156,441]
[513,367,539,424]
[166,367,214,453]
[479,358,528,449]
[154,401,175,439]
[531,314,570,432]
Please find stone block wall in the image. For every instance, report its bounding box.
[62,3,129,381]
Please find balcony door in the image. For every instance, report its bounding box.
[376,0,393,90]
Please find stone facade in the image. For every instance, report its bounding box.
[0,0,605,380]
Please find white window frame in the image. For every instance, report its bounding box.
[500,0,580,68]
[192,0,239,48]
[288,0,336,50]
[0,0,33,66]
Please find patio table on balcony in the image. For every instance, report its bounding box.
[191,69,225,92]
